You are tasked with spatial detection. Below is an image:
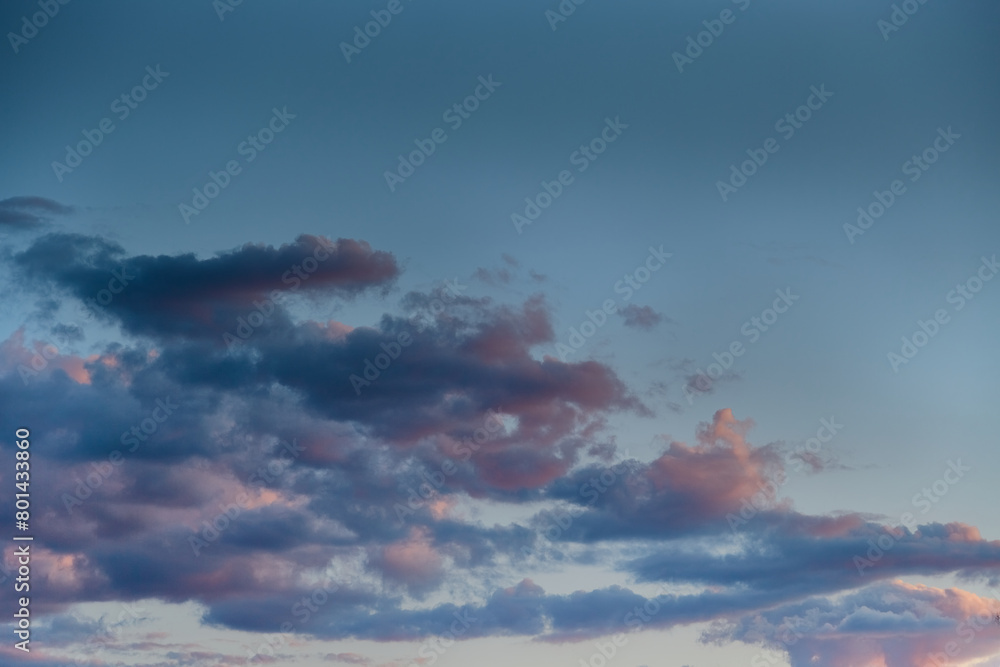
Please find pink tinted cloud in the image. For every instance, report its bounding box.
[376,527,445,589]
[708,580,1000,667]
[644,408,782,518]
[0,328,96,384]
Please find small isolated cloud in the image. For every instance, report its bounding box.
[786,448,850,475]
[0,196,73,229]
[618,304,664,330]
[684,370,739,397]
[474,266,513,286]
[325,653,372,665]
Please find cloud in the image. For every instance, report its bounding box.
[683,370,739,399]
[10,236,645,495]
[474,266,513,285]
[372,527,446,593]
[703,580,1000,667]
[326,653,372,665]
[0,328,96,384]
[0,196,73,228]
[541,409,786,539]
[2,231,1000,662]
[618,304,665,330]
[14,233,400,341]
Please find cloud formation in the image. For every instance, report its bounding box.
[1,232,998,666]
[704,580,1000,667]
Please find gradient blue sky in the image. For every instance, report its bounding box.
[2,1,1000,666]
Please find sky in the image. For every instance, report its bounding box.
[1,1,1000,666]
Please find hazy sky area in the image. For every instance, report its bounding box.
[1,1,1000,666]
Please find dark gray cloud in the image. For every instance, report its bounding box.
[618,304,664,330]
[0,196,72,228]
[14,233,400,341]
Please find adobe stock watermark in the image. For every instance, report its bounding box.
[394,409,506,525]
[521,450,639,560]
[7,0,71,54]
[853,459,970,575]
[511,116,629,234]
[911,459,971,515]
[189,438,305,556]
[340,0,416,63]
[212,0,244,21]
[784,417,845,475]
[15,339,63,385]
[579,578,673,667]
[544,0,591,31]
[924,585,1000,667]
[70,601,148,667]
[555,245,671,361]
[408,610,478,667]
[223,237,338,347]
[62,398,179,514]
[384,75,502,192]
[349,278,468,395]
[727,416,844,531]
[716,85,833,202]
[51,65,170,182]
[578,634,629,667]
[14,317,93,385]
[179,106,296,224]
[684,288,799,406]
[750,623,807,667]
[81,265,135,319]
[844,126,960,244]
[877,0,933,41]
[886,255,996,373]
[13,266,135,375]
[244,579,341,664]
[672,0,752,74]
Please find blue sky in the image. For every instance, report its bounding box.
[1,1,1000,666]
